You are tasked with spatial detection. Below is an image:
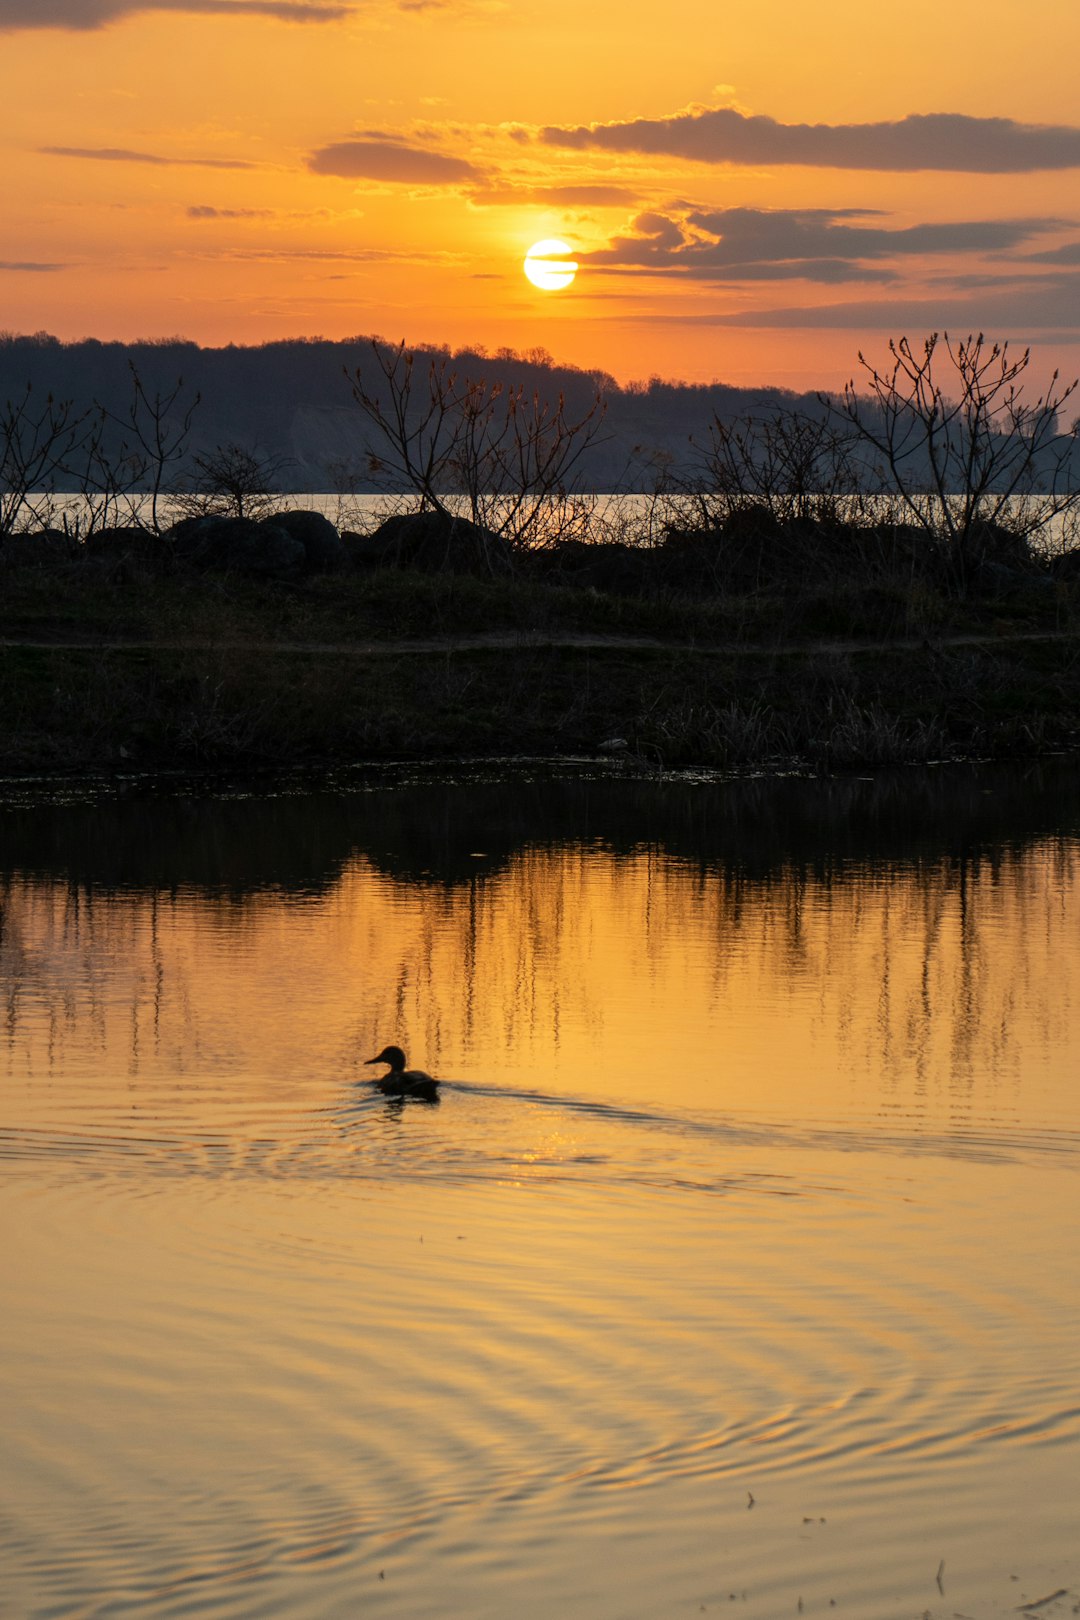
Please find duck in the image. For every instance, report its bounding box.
[365,1044,440,1102]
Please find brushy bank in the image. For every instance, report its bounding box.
[2,503,1080,776]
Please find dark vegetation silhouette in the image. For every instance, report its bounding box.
[171,442,290,522]
[2,329,1080,776]
[348,340,607,552]
[4,759,1077,897]
[2,328,1076,586]
[0,329,911,500]
[828,334,1079,592]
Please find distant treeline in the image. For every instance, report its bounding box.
[0,330,817,493]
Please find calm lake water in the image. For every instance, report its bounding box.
[2,761,1079,1619]
[31,490,1080,552]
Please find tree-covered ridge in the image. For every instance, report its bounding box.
[0,331,811,492]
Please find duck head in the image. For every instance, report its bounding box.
[366,1044,407,1072]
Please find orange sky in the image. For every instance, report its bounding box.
[3,0,1080,388]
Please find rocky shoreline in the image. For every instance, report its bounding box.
[2,505,1079,777]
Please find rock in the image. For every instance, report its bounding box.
[84,526,164,566]
[973,559,1025,596]
[1049,549,1080,582]
[272,509,345,573]
[597,737,629,753]
[246,520,307,577]
[364,510,514,576]
[168,515,305,577]
[0,527,76,569]
[655,527,724,591]
[722,504,784,544]
[543,539,651,594]
[340,529,382,569]
[169,515,230,567]
[966,519,1031,570]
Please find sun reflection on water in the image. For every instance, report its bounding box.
[1,764,1079,1619]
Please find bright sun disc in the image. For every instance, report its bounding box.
[524,239,578,291]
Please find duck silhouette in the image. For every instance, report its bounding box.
[365,1044,439,1102]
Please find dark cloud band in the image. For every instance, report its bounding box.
[582,206,1065,284]
[541,106,1080,174]
[0,0,350,30]
[636,275,1080,331]
[470,183,638,209]
[41,145,255,168]
[307,138,481,185]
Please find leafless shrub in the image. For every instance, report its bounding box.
[64,404,139,537]
[171,442,289,522]
[826,333,1080,589]
[687,406,868,530]
[110,364,200,533]
[644,405,903,592]
[347,341,607,549]
[2,366,200,539]
[0,385,95,537]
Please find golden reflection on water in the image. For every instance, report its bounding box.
[3,834,1079,1131]
[2,768,1080,1620]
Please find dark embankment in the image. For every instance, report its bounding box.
[2,507,1080,776]
[5,756,1079,894]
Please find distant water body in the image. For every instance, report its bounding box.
[2,760,1079,1619]
[24,491,1079,550]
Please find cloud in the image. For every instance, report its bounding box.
[634,273,1080,332]
[1025,241,1080,265]
[307,137,481,184]
[185,244,455,263]
[0,260,67,271]
[0,0,350,28]
[187,204,274,217]
[469,182,638,209]
[40,145,255,168]
[580,207,1064,284]
[395,0,506,11]
[541,106,1080,174]
[683,208,1064,261]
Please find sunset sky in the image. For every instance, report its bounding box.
[4,0,1080,388]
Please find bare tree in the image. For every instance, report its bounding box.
[111,363,200,533]
[172,442,288,522]
[0,385,94,537]
[687,406,866,529]
[347,341,607,549]
[64,404,147,537]
[826,333,1080,588]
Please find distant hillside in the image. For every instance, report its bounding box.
[0,332,818,494]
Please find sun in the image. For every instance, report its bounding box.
[523,239,578,292]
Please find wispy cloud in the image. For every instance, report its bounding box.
[187,204,274,217]
[41,145,256,168]
[307,137,482,184]
[469,182,638,208]
[0,259,67,271]
[580,207,1066,284]
[1025,241,1080,265]
[395,0,506,12]
[0,0,351,29]
[541,106,1080,174]
[634,273,1080,332]
[186,244,460,264]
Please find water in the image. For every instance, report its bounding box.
[22,490,1080,551]
[2,761,1079,1619]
